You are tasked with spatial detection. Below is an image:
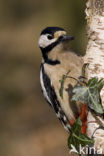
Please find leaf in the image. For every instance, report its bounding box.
[59,70,70,99]
[59,73,103,152]
[88,77,98,87]
[71,86,88,104]
[68,118,94,153]
[71,78,104,114]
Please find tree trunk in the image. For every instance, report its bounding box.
[83,0,104,155]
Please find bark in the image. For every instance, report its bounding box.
[83,0,104,154]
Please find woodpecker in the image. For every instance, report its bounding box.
[39,27,87,134]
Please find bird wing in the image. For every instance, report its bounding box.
[40,63,70,132]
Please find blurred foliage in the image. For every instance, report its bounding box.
[0,0,87,54]
[0,1,87,156]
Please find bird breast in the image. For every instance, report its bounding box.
[44,51,83,121]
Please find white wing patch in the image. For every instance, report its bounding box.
[40,68,52,105]
[40,66,70,133]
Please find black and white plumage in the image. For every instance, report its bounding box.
[39,27,84,132]
[40,63,70,131]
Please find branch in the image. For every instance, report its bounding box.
[83,0,104,154]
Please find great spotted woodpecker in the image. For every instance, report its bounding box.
[39,27,87,134]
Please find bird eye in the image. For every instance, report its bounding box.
[47,35,53,40]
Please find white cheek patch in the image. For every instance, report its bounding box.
[38,34,57,48]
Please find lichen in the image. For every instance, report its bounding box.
[86,0,104,18]
[84,0,104,152]
[94,0,104,15]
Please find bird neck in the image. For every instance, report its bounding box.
[41,42,69,65]
[41,43,65,65]
[48,43,64,59]
[42,52,60,65]
[47,43,69,64]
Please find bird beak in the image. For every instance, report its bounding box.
[59,35,74,42]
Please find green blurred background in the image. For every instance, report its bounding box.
[0,0,87,156]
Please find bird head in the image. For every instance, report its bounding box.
[38,27,74,51]
[38,27,74,64]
